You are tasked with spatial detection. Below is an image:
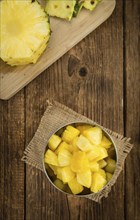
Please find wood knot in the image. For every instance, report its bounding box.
[79,67,88,77]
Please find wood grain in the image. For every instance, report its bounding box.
[124,0,140,219]
[0,0,116,100]
[0,91,25,220]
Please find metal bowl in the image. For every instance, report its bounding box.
[43,121,117,196]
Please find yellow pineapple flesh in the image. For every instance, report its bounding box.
[106,172,113,182]
[100,135,112,149]
[48,134,61,151]
[58,149,72,166]
[62,125,80,143]
[71,151,89,173]
[68,178,84,194]
[90,173,107,193]
[44,149,58,166]
[89,161,99,172]
[76,135,93,152]
[83,126,102,145]
[0,0,50,66]
[98,159,107,168]
[55,141,70,154]
[77,170,92,188]
[105,158,116,174]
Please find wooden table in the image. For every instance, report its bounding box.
[0,0,139,219]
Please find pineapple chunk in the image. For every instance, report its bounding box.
[62,126,80,143]
[83,0,100,11]
[98,169,106,179]
[100,135,112,149]
[48,164,57,175]
[71,151,89,173]
[77,170,92,188]
[58,149,72,166]
[56,167,63,180]
[90,173,107,193]
[55,141,70,154]
[48,134,61,151]
[45,0,76,21]
[95,147,108,162]
[76,124,92,134]
[70,137,79,152]
[44,149,58,166]
[86,146,100,161]
[105,158,116,174]
[61,166,75,183]
[83,126,102,145]
[98,159,107,168]
[53,179,66,191]
[68,178,84,194]
[0,0,50,66]
[76,135,93,152]
[89,161,99,172]
[106,172,113,182]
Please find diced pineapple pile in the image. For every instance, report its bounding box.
[45,0,101,21]
[44,124,116,195]
[0,0,50,66]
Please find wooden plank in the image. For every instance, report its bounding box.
[25,0,124,219]
[0,0,116,100]
[0,91,25,220]
[124,0,140,219]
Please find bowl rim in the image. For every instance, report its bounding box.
[42,121,118,197]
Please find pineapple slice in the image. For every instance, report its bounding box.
[98,159,107,169]
[83,0,101,11]
[98,168,106,179]
[44,149,58,166]
[89,161,99,172]
[68,178,84,194]
[0,0,50,66]
[71,151,89,173]
[100,135,112,149]
[90,173,107,193]
[106,172,113,182]
[77,170,92,188]
[61,166,75,183]
[94,147,108,162]
[58,149,72,166]
[48,134,62,151]
[55,141,70,154]
[83,126,102,145]
[53,179,66,191]
[86,146,100,161]
[105,158,116,174]
[62,126,80,143]
[45,0,76,21]
[76,135,93,152]
[76,124,92,134]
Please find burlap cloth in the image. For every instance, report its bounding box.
[22,100,133,202]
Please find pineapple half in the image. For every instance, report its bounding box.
[0,0,50,66]
[45,0,76,21]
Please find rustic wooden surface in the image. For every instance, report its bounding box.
[0,0,139,219]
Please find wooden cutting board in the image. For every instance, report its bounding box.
[0,0,116,100]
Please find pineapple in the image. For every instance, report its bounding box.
[70,137,79,152]
[86,146,100,161]
[76,135,93,152]
[53,179,66,191]
[62,126,80,143]
[100,135,112,149]
[105,158,116,174]
[106,172,113,182]
[76,124,92,134]
[71,151,89,173]
[83,0,101,11]
[83,126,102,145]
[68,178,84,194]
[55,141,70,154]
[61,166,75,183]
[44,149,58,166]
[77,170,92,188]
[89,161,99,172]
[90,173,107,193]
[94,147,108,162]
[48,164,57,175]
[0,0,50,66]
[45,0,76,21]
[48,134,62,151]
[98,159,107,169]
[98,168,106,179]
[73,0,84,17]
[58,149,72,166]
